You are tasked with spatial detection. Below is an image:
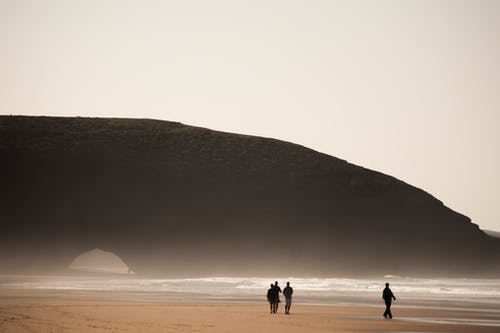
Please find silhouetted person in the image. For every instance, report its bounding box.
[382,282,396,319]
[283,281,293,314]
[273,281,282,313]
[267,283,275,314]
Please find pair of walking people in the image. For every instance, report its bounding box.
[267,281,293,314]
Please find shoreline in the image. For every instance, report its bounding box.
[2,287,500,310]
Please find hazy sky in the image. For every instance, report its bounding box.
[1,0,499,231]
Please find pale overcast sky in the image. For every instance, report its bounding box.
[1,0,499,231]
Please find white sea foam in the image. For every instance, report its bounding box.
[1,275,500,306]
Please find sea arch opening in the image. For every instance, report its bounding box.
[69,248,134,274]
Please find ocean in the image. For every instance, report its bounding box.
[2,275,500,309]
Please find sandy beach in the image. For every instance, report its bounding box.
[2,289,500,333]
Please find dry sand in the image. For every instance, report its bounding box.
[1,290,500,333]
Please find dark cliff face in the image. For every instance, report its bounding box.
[1,116,498,277]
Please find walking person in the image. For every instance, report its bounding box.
[283,281,293,314]
[382,282,396,319]
[273,281,282,313]
[267,284,275,314]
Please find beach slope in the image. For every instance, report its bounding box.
[1,290,500,333]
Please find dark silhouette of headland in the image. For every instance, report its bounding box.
[1,116,499,277]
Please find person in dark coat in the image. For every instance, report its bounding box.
[382,282,396,319]
[273,281,282,313]
[267,283,275,314]
[283,282,294,314]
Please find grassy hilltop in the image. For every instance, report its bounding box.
[1,116,498,277]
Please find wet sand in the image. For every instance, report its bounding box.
[1,290,500,332]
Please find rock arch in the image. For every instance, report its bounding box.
[69,248,133,274]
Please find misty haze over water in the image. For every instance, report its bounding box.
[2,275,500,309]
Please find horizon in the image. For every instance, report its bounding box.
[1,0,499,232]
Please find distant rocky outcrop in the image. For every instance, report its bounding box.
[1,116,499,277]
